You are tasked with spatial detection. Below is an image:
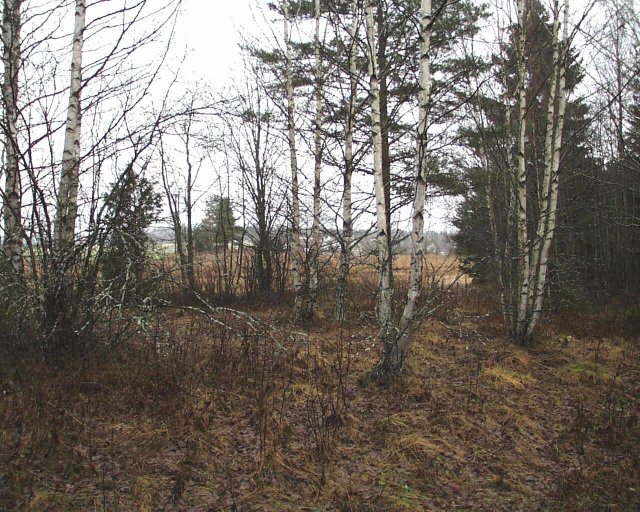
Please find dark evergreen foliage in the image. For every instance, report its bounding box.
[101,168,161,303]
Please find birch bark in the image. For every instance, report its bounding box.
[369,0,431,378]
[366,0,392,341]
[526,0,569,338]
[391,0,432,366]
[307,0,323,318]
[1,0,23,280]
[283,0,304,319]
[528,0,561,309]
[335,0,359,321]
[514,0,530,340]
[54,0,86,248]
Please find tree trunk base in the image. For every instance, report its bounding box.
[369,333,407,385]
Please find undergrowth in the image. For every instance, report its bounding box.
[0,285,638,511]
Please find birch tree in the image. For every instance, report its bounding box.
[15,0,182,346]
[502,0,573,342]
[456,0,581,344]
[334,0,360,321]
[366,0,432,380]
[366,0,392,341]
[54,0,86,248]
[513,0,530,340]
[281,0,305,320]
[523,0,570,339]
[508,0,573,342]
[1,0,23,280]
[305,0,323,319]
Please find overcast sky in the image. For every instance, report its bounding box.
[176,0,260,88]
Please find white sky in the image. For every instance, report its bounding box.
[175,0,260,88]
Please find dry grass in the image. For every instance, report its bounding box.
[0,276,638,511]
[481,366,536,389]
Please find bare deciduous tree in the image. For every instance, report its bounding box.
[1,0,23,280]
[282,0,305,319]
[334,0,361,322]
[306,0,323,319]
[54,0,86,248]
[366,0,432,380]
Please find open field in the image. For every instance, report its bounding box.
[153,250,470,301]
[1,281,638,511]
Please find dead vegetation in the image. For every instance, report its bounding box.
[0,276,638,511]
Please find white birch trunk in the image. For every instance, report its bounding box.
[395,0,431,347]
[526,0,569,338]
[514,0,530,340]
[1,0,23,279]
[54,0,86,247]
[283,0,304,318]
[527,0,560,308]
[372,0,432,378]
[366,0,392,338]
[335,0,359,321]
[308,0,323,317]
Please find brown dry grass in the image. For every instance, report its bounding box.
[0,279,638,511]
[158,250,467,293]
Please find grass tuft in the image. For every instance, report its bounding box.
[131,476,158,512]
[482,366,536,389]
